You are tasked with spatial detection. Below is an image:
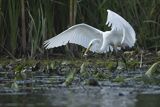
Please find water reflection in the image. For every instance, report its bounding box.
[136,94,160,107]
[46,87,137,107]
[0,87,160,107]
[0,94,51,107]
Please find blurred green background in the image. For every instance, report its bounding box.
[0,0,160,58]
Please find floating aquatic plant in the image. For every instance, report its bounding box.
[145,61,160,77]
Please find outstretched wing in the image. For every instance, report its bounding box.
[106,10,136,47]
[44,23,103,52]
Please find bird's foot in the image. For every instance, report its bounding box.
[83,53,88,57]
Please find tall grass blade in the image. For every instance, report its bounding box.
[8,0,20,54]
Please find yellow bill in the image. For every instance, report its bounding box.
[83,43,92,56]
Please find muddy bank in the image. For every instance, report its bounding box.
[0,58,160,92]
[0,57,160,107]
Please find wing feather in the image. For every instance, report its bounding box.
[106,10,136,47]
[44,23,103,52]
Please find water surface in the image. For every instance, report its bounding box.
[0,87,160,107]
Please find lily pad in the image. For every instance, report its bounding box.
[145,61,160,77]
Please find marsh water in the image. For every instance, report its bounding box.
[1,77,160,107]
[0,86,160,107]
[0,60,160,107]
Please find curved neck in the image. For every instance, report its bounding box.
[84,39,101,55]
[89,39,101,46]
[100,32,110,52]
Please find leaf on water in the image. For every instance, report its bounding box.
[20,69,27,79]
[50,62,56,69]
[79,62,90,78]
[112,76,125,83]
[117,62,125,70]
[14,64,24,72]
[11,82,19,91]
[145,61,160,77]
[64,69,77,86]
[95,72,111,80]
[80,63,86,73]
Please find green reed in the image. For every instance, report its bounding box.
[0,0,160,58]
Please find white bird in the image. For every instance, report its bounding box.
[44,10,136,56]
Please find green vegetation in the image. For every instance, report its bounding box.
[145,61,160,77]
[1,58,160,87]
[0,0,160,58]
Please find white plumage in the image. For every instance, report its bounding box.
[44,9,136,54]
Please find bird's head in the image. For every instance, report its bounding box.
[83,39,101,57]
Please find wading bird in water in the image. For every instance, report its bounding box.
[44,10,136,57]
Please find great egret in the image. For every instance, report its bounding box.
[44,10,136,56]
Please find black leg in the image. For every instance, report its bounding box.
[114,47,128,71]
[115,51,119,71]
[120,53,128,71]
[112,47,119,72]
